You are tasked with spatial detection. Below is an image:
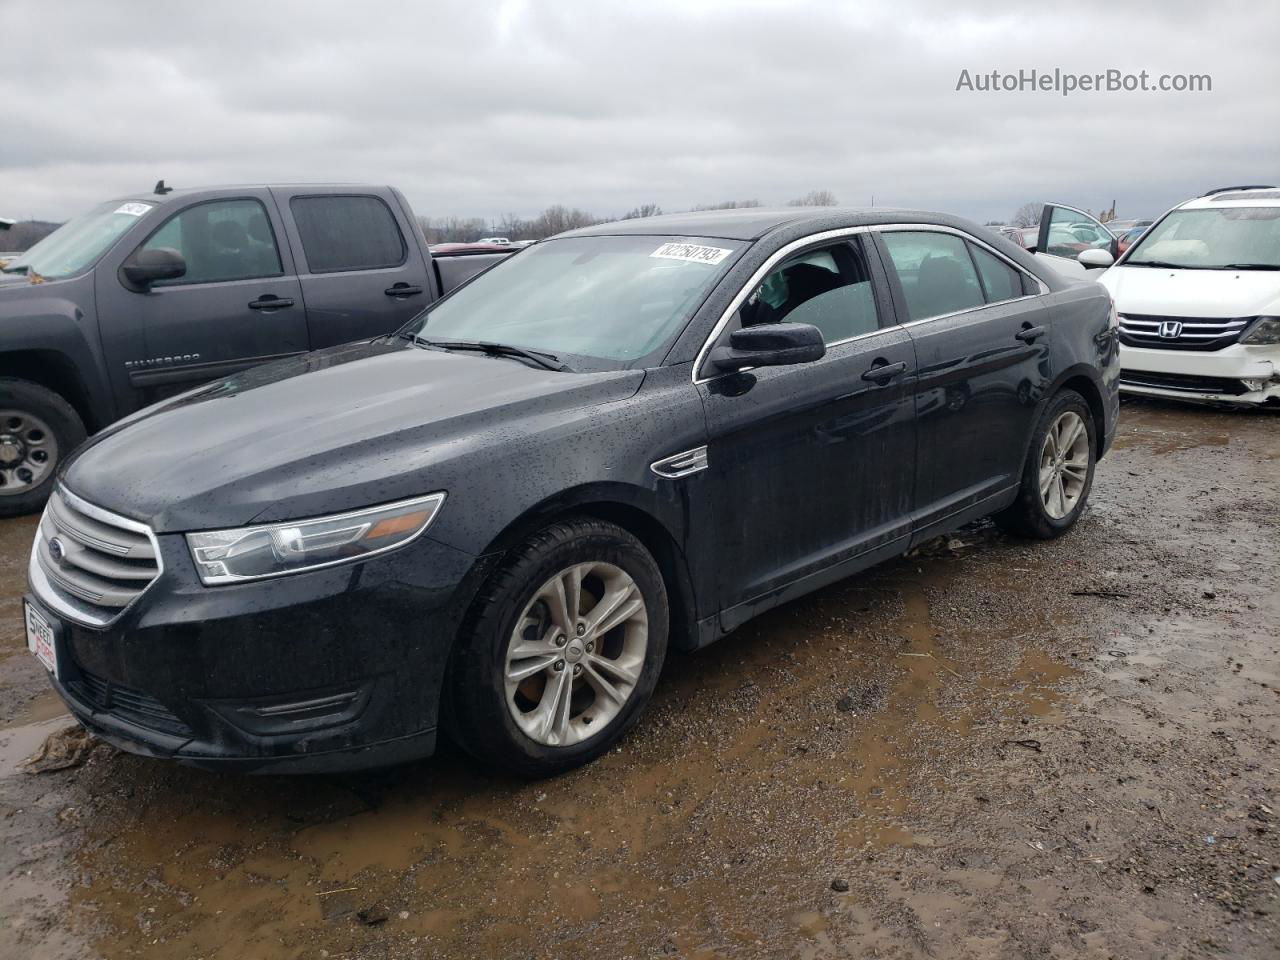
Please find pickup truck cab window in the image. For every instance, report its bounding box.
[137,198,283,286]
[744,241,879,345]
[408,234,745,368]
[880,230,984,321]
[289,195,407,273]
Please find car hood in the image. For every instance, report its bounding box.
[63,340,645,532]
[1098,265,1280,317]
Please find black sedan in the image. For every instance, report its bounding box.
[25,207,1120,776]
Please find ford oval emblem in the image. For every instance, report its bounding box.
[48,537,66,563]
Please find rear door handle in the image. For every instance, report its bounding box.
[1015,325,1047,343]
[248,295,295,311]
[385,283,424,298]
[860,360,907,384]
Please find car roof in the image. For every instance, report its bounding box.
[560,206,978,241]
[1180,186,1280,210]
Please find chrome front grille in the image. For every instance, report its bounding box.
[1118,314,1252,352]
[30,487,161,625]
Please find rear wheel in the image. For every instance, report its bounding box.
[0,379,85,517]
[996,389,1096,539]
[448,518,668,777]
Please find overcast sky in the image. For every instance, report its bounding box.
[2,0,1277,226]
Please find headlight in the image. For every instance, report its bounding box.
[1240,317,1280,345]
[186,493,445,585]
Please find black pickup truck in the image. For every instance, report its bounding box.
[0,184,510,515]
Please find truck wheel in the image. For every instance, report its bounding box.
[0,379,86,517]
[448,518,668,778]
[995,388,1096,539]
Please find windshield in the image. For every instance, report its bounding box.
[1,200,154,280]
[405,235,746,369]
[1125,206,1280,269]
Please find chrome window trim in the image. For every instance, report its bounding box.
[691,223,1049,384]
[28,485,165,629]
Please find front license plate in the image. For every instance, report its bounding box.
[24,601,58,679]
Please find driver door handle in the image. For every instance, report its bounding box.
[248,295,294,311]
[1015,325,1047,343]
[861,360,907,384]
[385,283,424,298]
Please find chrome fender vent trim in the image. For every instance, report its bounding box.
[650,446,709,479]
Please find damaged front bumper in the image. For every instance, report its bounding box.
[1119,343,1280,406]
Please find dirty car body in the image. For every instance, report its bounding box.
[25,207,1120,773]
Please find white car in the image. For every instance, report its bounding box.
[1015,203,1120,280]
[1096,185,1280,407]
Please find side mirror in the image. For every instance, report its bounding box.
[709,322,826,372]
[1078,248,1115,269]
[121,247,186,290]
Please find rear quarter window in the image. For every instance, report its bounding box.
[290,195,407,273]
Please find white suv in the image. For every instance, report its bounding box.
[1096,185,1280,407]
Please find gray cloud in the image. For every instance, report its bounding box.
[2,0,1276,225]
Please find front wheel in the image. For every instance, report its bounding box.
[996,389,1096,539]
[448,518,668,777]
[0,379,86,517]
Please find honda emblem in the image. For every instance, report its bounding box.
[1158,320,1183,339]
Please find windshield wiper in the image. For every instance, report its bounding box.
[409,337,571,372]
[1211,263,1280,271]
[1123,259,1205,269]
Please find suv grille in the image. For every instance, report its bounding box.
[33,487,161,624]
[1118,314,1252,351]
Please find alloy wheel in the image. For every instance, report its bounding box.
[504,561,648,747]
[1038,410,1090,520]
[0,410,58,496]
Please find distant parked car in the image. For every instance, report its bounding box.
[478,236,512,245]
[1097,184,1280,406]
[1106,218,1153,235]
[1116,226,1148,256]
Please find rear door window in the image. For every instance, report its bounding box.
[290,195,407,273]
[138,199,283,286]
[880,231,984,322]
[969,243,1028,303]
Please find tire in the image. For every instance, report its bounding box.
[0,379,86,517]
[447,517,668,778]
[995,389,1096,540]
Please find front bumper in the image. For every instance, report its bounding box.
[28,528,489,773]
[1119,343,1280,405]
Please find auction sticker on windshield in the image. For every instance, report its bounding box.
[114,202,153,217]
[650,242,733,265]
[25,602,58,678]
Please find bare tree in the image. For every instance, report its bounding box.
[787,190,838,207]
[621,203,663,220]
[1011,202,1043,228]
[691,199,761,211]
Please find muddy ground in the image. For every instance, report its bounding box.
[1,397,1277,960]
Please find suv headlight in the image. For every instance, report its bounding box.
[186,493,446,585]
[1240,317,1280,345]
